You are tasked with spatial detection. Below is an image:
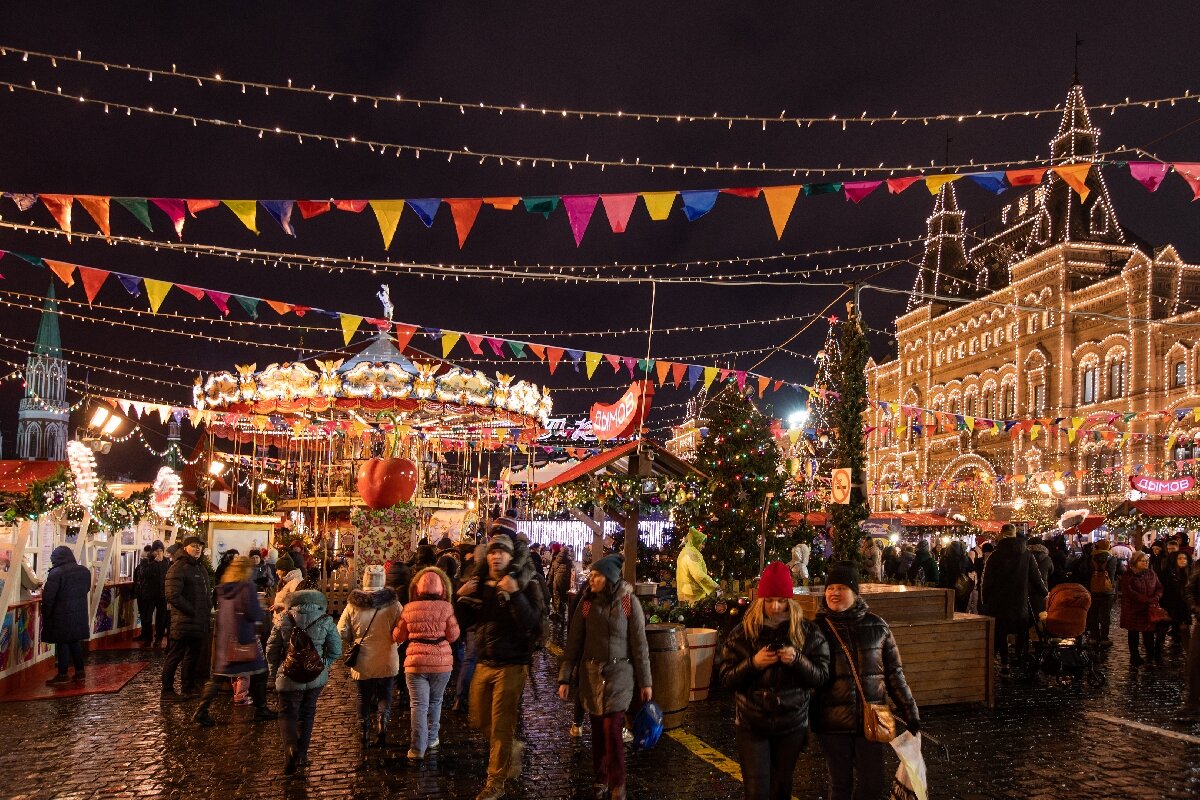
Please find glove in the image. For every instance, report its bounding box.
[906,719,920,735]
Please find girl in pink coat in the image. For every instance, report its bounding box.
[393,566,460,760]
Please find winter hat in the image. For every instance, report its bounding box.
[436,535,454,550]
[757,562,794,599]
[550,542,562,556]
[1094,539,1111,552]
[142,544,153,554]
[275,553,296,574]
[490,514,520,539]
[825,561,860,594]
[486,535,514,555]
[416,544,438,566]
[415,569,445,598]
[182,535,205,548]
[362,565,386,590]
[592,553,624,585]
[385,560,409,588]
[151,540,165,552]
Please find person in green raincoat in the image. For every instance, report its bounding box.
[676,527,719,603]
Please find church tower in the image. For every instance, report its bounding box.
[16,285,68,461]
[908,182,971,311]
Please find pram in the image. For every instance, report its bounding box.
[1022,583,1106,689]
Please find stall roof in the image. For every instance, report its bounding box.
[534,439,706,490]
[1111,500,1200,518]
[0,460,65,493]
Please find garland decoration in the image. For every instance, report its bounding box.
[531,474,709,519]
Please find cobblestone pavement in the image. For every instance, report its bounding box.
[2,615,1198,799]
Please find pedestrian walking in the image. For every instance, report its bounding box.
[134,541,169,645]
[266,588,342,774]
[789,540,811,585]
[980,524,1047,676]
[162,536,212,700]
[1026,537,1055,611]
[337,565,403,751]
[41,545,92,684]
[907,539,939,585]
[557,554,652,800]
[393,566,460,760]
[271,553,305,621]
[719,561,830,800]
[1159,550,1194,655]
[937,539,972,613]
[1178,557,1200,719]
[191,556,276,726]
[812,562,920,800]
[1119,551,1164,667]
[549,546,577,620]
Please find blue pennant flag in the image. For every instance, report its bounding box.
[680,190,719,221]
[260,200,296,236]
[566,348,583,372]
[115,273,142,297]
[687,364,703,389]
[967,172,1008,195]
[406,199,442,228]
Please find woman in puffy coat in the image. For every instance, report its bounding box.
[41,545,92,683]
[1120,551,1164,667]
[719,562,829,800]
[338,565,403,750]
[813,562,920,800]
[1159,550,1193,654]
[937,539,972,612]
[266,589,342,774]
[557,554,652,800]
[392,566,460,760]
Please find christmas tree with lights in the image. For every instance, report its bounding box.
[829,307,871,564]
[680,382,785,581]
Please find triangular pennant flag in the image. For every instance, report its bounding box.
[842,181,882,204]
[522,196,560,218]
[487,337,506,357]
[116,273,142,297]
[600,194,638,233]
[967,172,1008,195]
[762,185,801,239]
[1052,164,1092,201]
[151,198,187,238]
[446,199,483,248]
[680,190,719,221]
[703,366,718,389]
[406,198,441,228]
[641,191,677,221]
[757,376,770,397]
[77,266,109,303]
[234,295,260,319]
[143,279,172,313]
[369,200,405,249]
[722,187,762,198]
[334,200,368,213]
[177,285,206,301]
[76,196,111,236]
[526,343,545,361]
[483,196,521,210]
[638,358,654,377]
[266,300,293,316]
[567,349,584,372]
[1124,163,1164,193]
[719,368,732,383]
[804,182,842,196]
[886,176,922,194]
[655,360,671,386]
[40,195,73,234]
[43,259,76,287]
[1171,164,1200,200]
[296,200,331,219]
[206,290,231,315]
[671,362,687,388]
[605,353,622,373]
[555,194,598,247]
[223,200,259,233]
[1005,167,1048,186]
[547,347,564,375]
[115,198,154,231]
[585,352,603,378]
[925,174,961,195]
[340,314,362,345]
[735,371,747,390]
[393,323,417,351]
[441,331,462,357]
[687,364,702,389]
[622,356,637,378]
[186,198,221,216]
[509,341,528,359]
[5,193,38,211]
[464,334,484,355]
[260,200,296,236]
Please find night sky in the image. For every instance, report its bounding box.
[1,3,1199,477]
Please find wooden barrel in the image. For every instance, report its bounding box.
[645,623,690,730]
[686,627,719,701]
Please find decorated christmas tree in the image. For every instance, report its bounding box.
[829,306,871,563]
[807,318,841,474]
[679,382,785,580]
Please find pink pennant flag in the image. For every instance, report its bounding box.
[151,198,187,238]
[843,181,882,204]
[486,337,505,357]
[1172,164,1200,200]
[1128,162,1169,192]
[605,353,622,372]
[735,371,747,390]
[600,194,638,233]
[562,195,600,246]
[886,176,922,194]
[206,290,232,315]
[464,334,484,355]
[622,356,637,377]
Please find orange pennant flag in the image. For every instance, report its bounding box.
[446,199,483,248]
[671,362,687,388]
[483,197,521,210]
[143,279,172,313]
[546,347,564,375]
[1053,163,1092,201]
[187,199,221,216]
[40,195,73,234]
[77,266,109,303]
[655,360,671,386]
[527,343,546,361]
[370,200,405,249]
[44,259,76,287]
[757,376,770,397]
[266,300,293,315]
[77,196,111,236]
[762,185,801,239]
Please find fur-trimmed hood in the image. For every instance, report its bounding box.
[410,566,453,601]
[284,588,327,611]
[347,587,398,609]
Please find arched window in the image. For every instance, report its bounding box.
[1108,357,1125,399]
[1080,358,1100,405]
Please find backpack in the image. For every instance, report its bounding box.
[1089,553,1113,594]
[281,611,326,683]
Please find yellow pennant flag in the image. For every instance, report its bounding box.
[703,366,718,389]
[1167,434,1178,452]
[441,331,462,357]
[1030,424,1041,441]
[1120,432,1132,446]
[963,416,974,430]
[585,351,603,378]
[925,174,961,195]
[1053,163,1092,202]
[187,409,203,427]
[641,192,677,221]
[223,200,260,233]
[1068,427,1078,444]
[144,278,173,313]
[762,185,801,239]
[1192,407,1200,423]
[340,314,363,345]
[370,200,405,249]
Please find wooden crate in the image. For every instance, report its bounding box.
[795,584,954,623]
[889,613,994,708]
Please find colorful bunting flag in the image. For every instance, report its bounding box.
[259,200,295,237]
[680,190,719,221]
[562,195,600,246]
[522,196,560,217]
[406,198,441,228]
[334,200,367,213]
[762,185,800,239]
[393,323,417,351]
[925,174,961,195]
[1128,162,1168,192]
[266,300,292,315]
[441,331,462,357]
[40,195,73,234]
[223,200,259,234]
[655,360,671,386]
[78,266,109,303]
[370,200,405,249]
[1006,167,1048,186]
[187,199,221,216]
[44,259,76,287]
[1172,164,1200,200]
[464,333,484,355]
[144,279,172,313]
[295,200,330,219]
[234,295,259,319]
[687,364,702,390]
[446,198,483,248]
[585,352,602,378]
[525,343,544,360]
[152,198,188,238]
[886,176,922,194]
[967,172,1008,195]
[843,181,881,204]
[671,362,687,388]
[77,196,111,236]
[601,194,637,233]
[547,347,564,375]
[487,337,506,357]
[340,314,362,345]
[115,273,142,296]
[642,192,677,221]
[508,341,528,359]
[116,198,153,231]
[483,197,521,210]
[1053,164,1092,201]
[206,290,231,315]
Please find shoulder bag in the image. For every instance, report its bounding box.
[826,621,898,743]
[226,584,260,663]
[344,605,380,669]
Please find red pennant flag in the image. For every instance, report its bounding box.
[773,380,783,391]
[1006,168,1048,186]
[44,259,77,287]
[393,323,417,351]
[600,194,637,233]
[77,196,111,236]
[721,187,763,198]
[186,199,220,216]
[886,176,922,194]
[655,360,671,386]
[464,334,485,355]
[547,347,564,375]
[177,285,206,301]
[605,353,622,373]
[446,199,483,248]
[671,362,687,388]
[297,200,332,219]
[77,266,109,303]
[1172,164,1200,200]
[719,368,732,383]
[527,343,546,361]
[40,194,73,233]
[334,200,367,213]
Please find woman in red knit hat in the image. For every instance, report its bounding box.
[718,561,830,800]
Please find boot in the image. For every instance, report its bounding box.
[253,705,277,721]
[360,718,372,748]
[192,707,216,727]
[374,713,388,747]
[45,673,71,685]
[609,786,626,800]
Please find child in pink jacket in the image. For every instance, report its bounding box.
[393,566,460,759]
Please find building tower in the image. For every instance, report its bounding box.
[17,285,68,460]
[164,415,182,470]
[908,182,970,310]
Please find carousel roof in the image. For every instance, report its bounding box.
[340,330,417,374]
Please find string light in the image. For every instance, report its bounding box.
[9,46,1197,130]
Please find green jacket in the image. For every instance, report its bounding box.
[266,589,342,691]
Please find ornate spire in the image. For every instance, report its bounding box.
[1050,83,1097,164]
[33,283,61,357]
[909,183,970,310]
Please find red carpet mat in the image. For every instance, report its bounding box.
[90,636,162,652]
[0,661,149,702]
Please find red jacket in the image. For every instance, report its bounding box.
[393,598,460,674]
[1119,568,1163,633]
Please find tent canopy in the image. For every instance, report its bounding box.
[1109,500,1200,519]
[533,439,705,491]
[0,460,65,493]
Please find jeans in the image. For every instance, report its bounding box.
[469,663,527,787]
[138,597,169,642]
[590,712,626,790]
[55,641,85,675]
[199,671,267,711]
[356,676,396,724]
[1087,593,1114,642]
[162,634,205,692]
[736,727,808,800]
[451,638,465,674]
[1128,629,1157,663]
[455,629,478,703]
[278,687,323,760]
[994,618,1030,667]
[406,672,451,755]
[817,732,886,800]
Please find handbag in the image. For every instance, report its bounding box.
[827,622,898,743]
[954,573,974,601]
[344,605,380,670]
[1148,603,1170,625]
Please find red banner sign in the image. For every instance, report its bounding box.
[589,382,653,441]
[1129,474,1196,495]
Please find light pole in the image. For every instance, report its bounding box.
[759,491,775,574]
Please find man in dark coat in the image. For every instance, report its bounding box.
[135,541,169,645]
[981,525,1047,675]
[42,545,92,683]
[1179,562,1200,719]
[162,536,212,701]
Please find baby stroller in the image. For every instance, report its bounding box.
[1023,583,1106,689]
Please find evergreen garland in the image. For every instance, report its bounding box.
[830,308,871,564]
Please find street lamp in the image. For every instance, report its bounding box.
[788,409,810,430]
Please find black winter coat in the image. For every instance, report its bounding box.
[980,537,1047,623]
[41,546,92,643]
[1159,559,1192,623]
[719,616,830,735]
[1186,563,1200,619]
[165,552,212,638]
[135,556,168,600]
[812,598,919,734]
[455,577,543,666]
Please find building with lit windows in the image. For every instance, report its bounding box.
[15,286,68,461]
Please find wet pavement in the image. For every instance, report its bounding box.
[2,613,1198,800]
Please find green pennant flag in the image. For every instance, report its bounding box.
[234,295,260,319]
[115,198,154,231]
[508,341,527,359]
[637,358,654,375]
[522,196,560,218]
[14,253,46,268]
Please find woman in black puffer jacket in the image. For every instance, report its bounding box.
[813,562,920,800]
[719,562,830,800]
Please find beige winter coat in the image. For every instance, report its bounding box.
[337,587,403,680]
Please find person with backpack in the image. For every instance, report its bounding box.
[980,524,1047,677]
[906,539,939,585]
[393,566,460,761]
[1084,540,1119,647]
[557,554,652,800]
[266,588,342,774]
[338,565,403,752]
[455,533,544,800]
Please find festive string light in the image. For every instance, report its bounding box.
[149,466,183,517]
[66,439,99,507]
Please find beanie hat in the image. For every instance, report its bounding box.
[275,553,296,574]
[362,565,386,590]
[592,553,624,585]
[486,535,514,555]
[550,542,562,555]
[825,561,860,594]
[490,515,519,539]
[757,561,794,599]
[415,569,445,598]
[151,539,165,552]
[385,560,409,588]
[1094,539,1111,552]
